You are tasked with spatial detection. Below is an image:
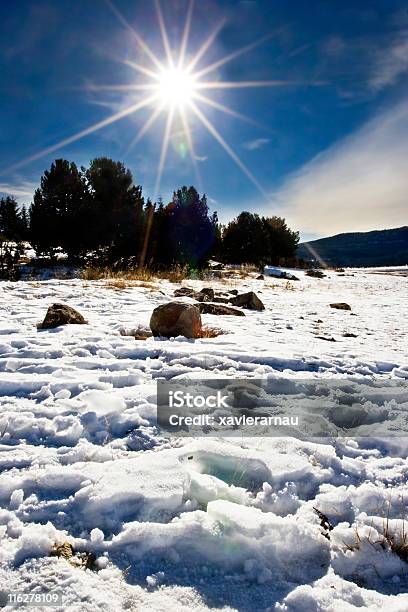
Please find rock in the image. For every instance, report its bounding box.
[330,303,351,311]
[150,302,202,338]
[230,291,265,311]
[199,287,215,300]
[174,287,195,297]
[306,269,326,278]
[212,297,231,304]
[174,287,215,302]
[196,303,245,316]
[39,303,87,329]
[196,288,215,302]
[229,289,239,295]
[257,274,264,280]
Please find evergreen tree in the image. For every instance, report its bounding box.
[222,211,299,268]
[29,159,89,259]
[264,216,299,265]
[84,157,144,261]
[0,196,27,242]
[222,212,268,267]
[163,186,216,269]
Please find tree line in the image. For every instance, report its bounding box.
[1,157,299,270]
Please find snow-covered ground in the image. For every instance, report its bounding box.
[0,269,407,611]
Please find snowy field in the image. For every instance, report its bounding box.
[0,268,407,611]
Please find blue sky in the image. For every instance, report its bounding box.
[1,0,408,240]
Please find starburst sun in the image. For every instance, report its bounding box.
[4,0,305,198]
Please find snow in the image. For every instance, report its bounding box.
[0,269,407,610]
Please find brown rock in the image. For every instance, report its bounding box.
[39,304,87,329]
[306,269,326,278]
[196,303,245,316]
[174,287,195,297]
[150,302,202,338]
[199,287,215,300]
[330,303,351,311]
[230,291,265,311]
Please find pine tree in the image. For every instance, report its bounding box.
[0,196,27,242]
[164,186,216,269]
[85,157,145,261]
[29,159,89,259]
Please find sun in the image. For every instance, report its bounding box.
[156,67,197,109]
[4,0,301,199]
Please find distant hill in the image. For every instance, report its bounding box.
[297,226,408,267]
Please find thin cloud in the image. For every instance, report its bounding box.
[0,181,36,201]
[242,137,270,151]
[272,101,408,235]
[369,32,408,91]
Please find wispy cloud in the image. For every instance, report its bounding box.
[0,181,36,201]
[271,101,408,235]
[242,137,270,151]
[369,31,408,91]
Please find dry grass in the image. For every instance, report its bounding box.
[198,326,225,338]
[82,264,189,283]
[344,499,408,564]
[106,279,129,290]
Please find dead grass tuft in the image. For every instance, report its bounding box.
[50,541,97,570]
[82,264,189,283]
[197,326,225,338]
[344,499,408,564]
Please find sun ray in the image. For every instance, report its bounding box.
[190,101,267,196]
[2,94,159,175]
[125,103,165,154]
[194,32,276,79]
[85,83,158,92]
[105,0,164,71]
[186,19,226,73]
[179,107,202,191]
[195,79,292,90]
[124,59,160,80]
[192,92,264,129]
[178,0,194,68]
[155,0,174,68]
[154,107,175,197]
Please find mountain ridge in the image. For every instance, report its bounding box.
[297,226,408,267]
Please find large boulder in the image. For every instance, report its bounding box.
[230,291,265,311]
[39,303,87,329]
[150,302,202,338]
[196,303,245,316]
